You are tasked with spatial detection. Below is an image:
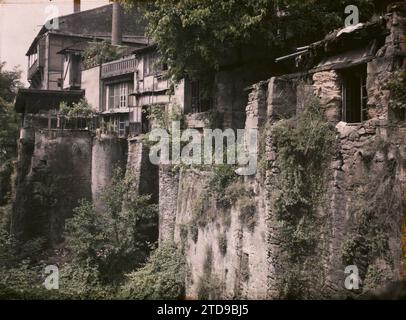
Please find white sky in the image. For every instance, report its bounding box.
[0,0,110,85]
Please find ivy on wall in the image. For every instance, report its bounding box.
[384,71,406,110]
[269,97,336,298]
[341,137,403,296]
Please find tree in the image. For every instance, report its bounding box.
[0,62,21,205]
[122,0,377,82]
[64,168,158,284]
[120,242,186,300]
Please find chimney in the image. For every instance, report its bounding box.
[73,0,81,13]
[112,1,123,46]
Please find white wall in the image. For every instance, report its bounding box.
[82,66,101,112]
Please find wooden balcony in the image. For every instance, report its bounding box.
[101,55,137,79]
[28,59,40,80]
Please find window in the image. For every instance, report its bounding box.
[190,80,213,113]
[107,82,133,110]
[342,66,368,123]
[70,55,81,87]
[118,115,127,137]
[143,53,163,76]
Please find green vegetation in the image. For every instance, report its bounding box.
[120,242,186,300]
[270,97,335,298]
[82,41,127,69]
[196,246,222,299]
[189,165,239,230]
[0,167,186,300]
[384,72,406,110]
[208,164,239,208]
[341,138,402,289]
[123,0,375,85]
[144,104,184,130]
[59,99,95,119]
[238,197,257,233]
[0,62,21,205]
[64,168,158,285]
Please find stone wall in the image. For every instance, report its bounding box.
[91,134,127,209]
[264,9,405,298]
[12,130,93,247]
[158,166,179,243]
[156,8,406,299]
[127,138,159,202]
[159,167,269,299]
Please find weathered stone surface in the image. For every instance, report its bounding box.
[159,168,268,299]
[158,166,180,244]
[267,78,296,121]
[12,130,93,247]
[92,134,127,210]
[313,70,342,122]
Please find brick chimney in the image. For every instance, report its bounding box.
[112,1,123,46]
[73,0,80,13]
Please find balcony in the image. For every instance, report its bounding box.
[28,59,40,81]
[101,55,137,79]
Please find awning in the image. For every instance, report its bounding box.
[313,41,377,72]
[15,89,84,114]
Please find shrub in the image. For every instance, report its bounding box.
[222,180,247,207]
[196,276,222,300]
[82,41,125,69]
[120,243,186,300]
[59,99,95,119]
[208,164,238,208]
[197,246,222,300]
[384,72,406,110]
[270,97,335,298]
[58,259,113,299]
[64,168,158,284]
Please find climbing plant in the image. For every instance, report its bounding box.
[384,71,406,110]
[270,96,336,298]
[341,137,403,295]
[59,99,95,119]
[82,41,126,69]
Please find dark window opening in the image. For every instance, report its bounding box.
[191,80,213,113]
[143,53,164,76]
[141,107,150,134]
[342,66,368,123]
[71,55,81,88]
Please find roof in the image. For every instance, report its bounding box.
[57,41,89,55]
[27,4,148,56]
[132,44,157,55]
[275,17,388,71]
[15,89,84,114]
[58,40,145,58]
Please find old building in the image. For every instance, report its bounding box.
[157,2,406,299]
[26,2,147,90]
[10,0,406,299]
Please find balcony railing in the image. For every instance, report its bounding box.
[101,55,137,79]
[28,59,40,80]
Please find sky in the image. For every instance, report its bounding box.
[0,0,110,85]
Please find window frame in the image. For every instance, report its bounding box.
[341,65,368,124]
[106,82,133,110]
